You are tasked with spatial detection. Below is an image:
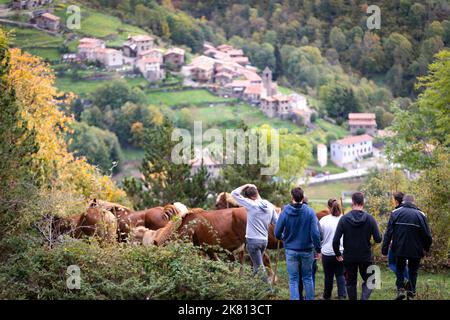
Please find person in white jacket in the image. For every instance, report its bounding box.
[319,199,347,300]
[230,184,278,284]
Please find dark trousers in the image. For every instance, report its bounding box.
[298,259,317,300]
[344,261,372,300]
[396,256,421,293]
[322,254,347,299]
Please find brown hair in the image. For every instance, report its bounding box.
[352,192,365,206]
[291,187,304,203]
[328,198,337,209]
[393,191,404,205]
[243,186,258,199]
[330,200,342,217]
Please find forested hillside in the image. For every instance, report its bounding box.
[83,0,450,99]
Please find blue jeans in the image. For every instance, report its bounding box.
[388,248,409,280]
[246,238,268,281]
[285,249,315,300]
[298,259,317,300]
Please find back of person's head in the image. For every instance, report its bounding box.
[328,198,337,209]
[303,196,309,204]
[393,191,404,205]
[243,186,259,200]
[403,194,415,204]
[352,192,365,207]
[330,200,342,217]
[291,187,304,203]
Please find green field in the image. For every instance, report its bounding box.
[53,3,149,46]
[122,148,145,162]
[4,26,64,62]
[55,75,147,96]
[315,119,347,138]
[272,260,449,300]
[278,86,294,95]
[146,89,236,106]
[303,179,364,202]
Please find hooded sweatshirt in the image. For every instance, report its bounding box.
[332,210,382,263]
[274,203,321,252]
[231,187,278,241]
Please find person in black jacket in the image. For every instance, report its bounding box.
[381,194,432,300]
[332,192,382,300]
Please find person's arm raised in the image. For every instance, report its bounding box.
[230,185,254,207]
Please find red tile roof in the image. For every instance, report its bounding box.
[41,13,60,22]
[130,35,154,42]
[334,134,373,145]
[241,69,262,82]
[244,85,263,95]
[166,48,185,56]
[349,113,376,120]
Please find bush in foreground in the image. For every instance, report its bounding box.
[0,237,269,300]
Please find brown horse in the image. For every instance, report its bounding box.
[51,200,118,243]
[116,204,184,241]
[150,206,278,280]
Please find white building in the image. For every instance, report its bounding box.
[330,134,373,167]
[78,38,105,61]
[137,57,165,82]
[139,48,164,64]
[123,35,154,58]
[317,144,328,167]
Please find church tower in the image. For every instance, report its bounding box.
[262,66,273,97]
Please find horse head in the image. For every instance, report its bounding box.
[215,192,240,209]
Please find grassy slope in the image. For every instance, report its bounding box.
[55,75,147,96]
[53,2,148,46]
[304,180,363,201]
[3,26,64,61]
[146,89,234,106]
[3,1,150,62]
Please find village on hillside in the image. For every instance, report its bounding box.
[1,0,390,180]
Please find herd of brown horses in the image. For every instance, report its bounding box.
[52,193,330,281]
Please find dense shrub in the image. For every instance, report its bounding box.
[0,238,269,300]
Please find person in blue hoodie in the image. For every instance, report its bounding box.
[274,187,321,300]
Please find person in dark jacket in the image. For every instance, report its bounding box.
[332,192,382,300]
[275,187,321,300]
[381,194,432,300]
[386,192,409,286]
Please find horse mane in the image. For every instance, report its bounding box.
[215,192,240,209]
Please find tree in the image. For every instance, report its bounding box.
[4,30,127,203]
[124,117,209,209]
[91,79,146,110]
[329,26,347,52]
[0,29,39,204]
[387,49,450,170]
[383,33,413,68]
[320,83,361,123]
[67,122,123,174]
[211,123,307,207]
